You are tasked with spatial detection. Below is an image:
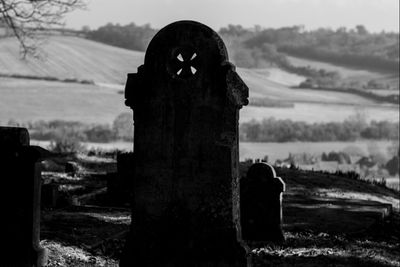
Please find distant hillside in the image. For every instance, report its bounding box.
[0,36,144,84]
[1,35,386,105]
[224,25,399,73]
[83,23,399,72]
[1,35,398,125]
[287,55,399,89]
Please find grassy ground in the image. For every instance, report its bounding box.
[240,103,399,123]
[366,89,400,96]
[1,76,398,124]
[32,139,400,190]
[238,67,378,105]
[43,223,400,267]
[39,154,399,266]
[0,77,129,124]
[286,55,399,89]
[1,36,398,125]
[0,36,144,84]
[251,225,400,267]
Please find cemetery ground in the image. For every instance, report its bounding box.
[33,139,400,191]
[40,151,399,266]
[1,32,398,266]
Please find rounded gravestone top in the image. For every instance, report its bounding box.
[247,163,277,181]
[0,127,30,147]
[144,20,229,81]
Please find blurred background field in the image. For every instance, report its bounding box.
[1,12,399,192]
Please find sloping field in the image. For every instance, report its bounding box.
[287,55,399,89]
[0,36,398,124]
[238,68,378,105]
[0,77,128,124]
[2,74,398,125]
[0,36,384,104]
[240,103,399,123]
[0,36,144,84]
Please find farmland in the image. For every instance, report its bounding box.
[1,75,398,125]
[241,103,399,123]
[0,77,128,125]
[287,55,399,88]
[0,36,144,84]
[1,36,398,125]
[237,67,380,105]
[1,31,399,266]
[1,35,398,183]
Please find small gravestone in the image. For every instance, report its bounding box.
[107,152,134,205]
[0,127,48,266]
[65,161,79,177]
[240,163,285,243]
[121,21,249,266]
[42,182,59,208]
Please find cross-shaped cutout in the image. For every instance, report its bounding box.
[169,48,199,78]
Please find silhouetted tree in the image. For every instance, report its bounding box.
[356,25,368,35]
[113,112,134,141]
[86,22,156,52]
[240,118,399,142]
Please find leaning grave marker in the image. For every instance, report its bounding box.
[121,20,250,266]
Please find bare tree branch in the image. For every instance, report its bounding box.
[0,0,86,57]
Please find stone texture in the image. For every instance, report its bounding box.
[0,127,48,267]
[120,20,249,266]
[240,163,285,243]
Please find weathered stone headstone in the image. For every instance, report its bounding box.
[240,163,285,243]
[121,20,249,266]
[0,127,48,267]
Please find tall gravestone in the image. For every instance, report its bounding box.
[0,127,48,267]
[121,21,249,266]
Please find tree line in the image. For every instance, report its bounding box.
[83,23,398,73]
[85,23,156,52]
[8,113,133,143]
[240,118,399,142]
[226,24,399,72]
[82,23,398,91]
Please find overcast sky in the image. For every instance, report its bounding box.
[65,0,399,32]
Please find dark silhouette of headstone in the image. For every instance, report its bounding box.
[120,20,249,266]
[65,161,79,176]
[107,152,134,205]
[0,127,48,267]
[240,163,285,243]
[42,182,59,208]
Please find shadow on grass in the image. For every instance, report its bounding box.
[41,207,130,258]
[283,194,391,234]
